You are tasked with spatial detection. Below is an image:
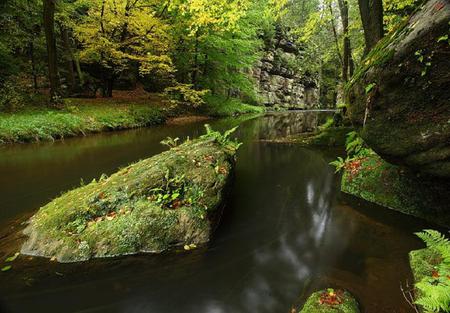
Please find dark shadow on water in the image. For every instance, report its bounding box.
[0,112,439,313]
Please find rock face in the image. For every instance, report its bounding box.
[347,0,450,178]
[341,153,450,227]
[299,289,360,313]
[253,28,319,109]
[21,131,238,262]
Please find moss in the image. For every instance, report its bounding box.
[341,153,450,227]
[21,135,237,262]
[345,18,409,93]
[299,290,360,313]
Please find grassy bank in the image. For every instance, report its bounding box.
[0,98,167,144]
[0,94,265,144]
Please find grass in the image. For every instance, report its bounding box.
[0,98,167,144]
[0,93,265,144]
[201,95,265,117]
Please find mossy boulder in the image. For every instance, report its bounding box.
[299,289,360,313]
[21,133,238,262]
[347,0,450,178]
[341,153,450,226]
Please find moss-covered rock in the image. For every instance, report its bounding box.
[20,133,238,262]
[347,0,450,178]
[299,289,360,313]
[294,127,353,147]
[341,153,450,227]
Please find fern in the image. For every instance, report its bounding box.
[414,230,450,313]
[200,124,242,151]
[160,136,180,148]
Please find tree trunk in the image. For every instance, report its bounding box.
[358,0,384,55]
[192,31,200,89]
[29,41,38,90]
[103,77,114,98]
[328,3,343,68]
[43,0,59,100]
[338,0,351,82]
[59,24,76,94]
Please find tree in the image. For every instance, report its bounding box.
[43,0,60,99]
[337,0,354,81]
[357,0,383,55]
[75,0,173,97]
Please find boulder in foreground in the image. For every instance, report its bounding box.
[21,126,240,262]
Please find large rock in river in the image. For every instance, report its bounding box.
[21,129,239,262]
[347,0,450,177]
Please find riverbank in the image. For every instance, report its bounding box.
[0,95,263,144]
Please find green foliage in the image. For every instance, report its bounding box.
[345,131,368,156]
[330,157,346,173]
[414,230,450,313]
[415,229,450,312]
[200,124,242,151]
[330,131,372,173]
[150,171,188,209]
[365,83,376,94]
[74,0,173,77]
[202,94,264,117]
[163,84,209,108]
[160,137,180,148]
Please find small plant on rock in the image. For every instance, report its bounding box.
[200,124,242,151]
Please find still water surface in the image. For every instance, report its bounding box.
[0,112,435,313]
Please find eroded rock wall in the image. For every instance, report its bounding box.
[253,28,319,110]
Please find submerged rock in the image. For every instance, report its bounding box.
[21,128,239,262]
[299,289,360,313]
[341,153,450,226]
[347,0,450,177]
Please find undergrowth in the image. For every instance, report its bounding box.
[414,230,450,313]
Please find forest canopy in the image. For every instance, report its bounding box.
[0,0,427,110]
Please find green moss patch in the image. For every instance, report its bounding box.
[299,289,360,313]
[21,134,238,262]
[341,153,450,227]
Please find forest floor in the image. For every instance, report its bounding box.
[0,90,263,144]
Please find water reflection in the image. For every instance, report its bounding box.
[0,112,429,313]
[257,111,319,140]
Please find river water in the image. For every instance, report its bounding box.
[0,112,435,313]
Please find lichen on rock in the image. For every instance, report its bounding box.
[299,289,360,313]
[20,127,239,263]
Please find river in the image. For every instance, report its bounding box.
[0,112,433,313]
